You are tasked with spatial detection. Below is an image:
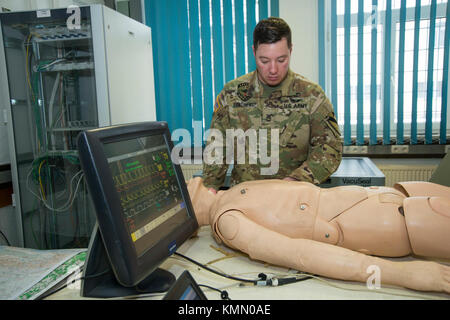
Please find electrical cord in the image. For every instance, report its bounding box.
[173,252,256,284]
[173,252,313,287]
[26,162,85,213]
[198,284,231,300]
[253,272,313,287]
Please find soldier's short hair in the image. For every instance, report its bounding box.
[253,17,292,50]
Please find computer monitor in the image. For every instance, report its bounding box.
[163,270,207,300]
[77,121,199,298]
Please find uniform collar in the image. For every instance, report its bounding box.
[250,69,295,98]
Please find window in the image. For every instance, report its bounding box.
[320,0,449,145]
[145,0,279,146]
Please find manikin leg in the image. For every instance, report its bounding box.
[215,210,450,294]
[395,181,450,258]
[403,197,450,258]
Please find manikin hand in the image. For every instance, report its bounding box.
[399,260,450,293]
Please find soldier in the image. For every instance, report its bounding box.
[203,17,343,190]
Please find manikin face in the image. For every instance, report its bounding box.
[253,37,292,87]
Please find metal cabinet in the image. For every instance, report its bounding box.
[0,4,156,248]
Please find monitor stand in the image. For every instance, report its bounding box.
[81,223,175,298]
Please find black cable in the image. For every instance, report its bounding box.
[260,275,312,286]
[173,252,314,287]
[0,229,11,246]
[173,252,256,284]
[199,284,231,300]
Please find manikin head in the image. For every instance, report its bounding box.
[252,17,292,87]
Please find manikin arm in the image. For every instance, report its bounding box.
[215,210,450,294]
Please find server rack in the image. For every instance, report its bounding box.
[0,4,156,248]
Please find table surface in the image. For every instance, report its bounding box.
[46,226,450,300]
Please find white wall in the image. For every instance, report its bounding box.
[0,0,104,11]
[0,0,31,11]
[279,0,319,84]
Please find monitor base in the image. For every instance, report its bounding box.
[81,224,175,298]
[83,267,175,298]
[135,268,176,294]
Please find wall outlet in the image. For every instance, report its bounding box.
[391,145,410,154]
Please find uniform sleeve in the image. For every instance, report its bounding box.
[288,93,343,184]
[202,92,231,190]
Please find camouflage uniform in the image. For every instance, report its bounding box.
[203,69,343,190]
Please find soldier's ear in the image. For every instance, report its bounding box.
[252,45,256,56]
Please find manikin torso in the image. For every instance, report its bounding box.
[208,179,450,258]
[187,177,450,294]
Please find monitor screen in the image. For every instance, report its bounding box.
[77,122,198,298]
[163,270,207,300]
[103,135,190,257]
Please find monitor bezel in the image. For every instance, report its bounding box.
[78,121,198,288]
[163,270,207,300]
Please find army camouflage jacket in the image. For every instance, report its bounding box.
[202,69,343,190]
